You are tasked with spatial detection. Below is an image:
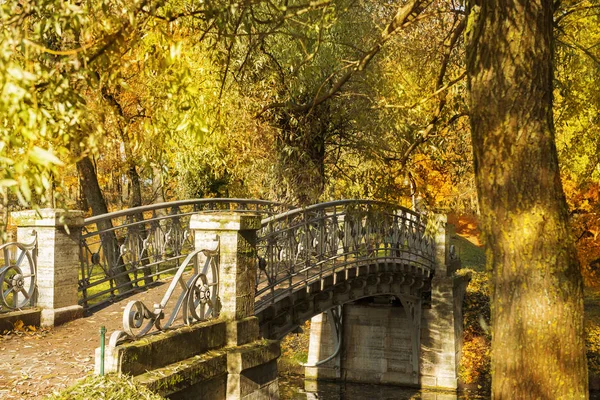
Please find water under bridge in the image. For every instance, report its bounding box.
[4,199,469,399]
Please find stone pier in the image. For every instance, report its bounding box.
[305,216,469,391]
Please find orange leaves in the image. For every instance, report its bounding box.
[459,335,491,386]
[563,177,600,286]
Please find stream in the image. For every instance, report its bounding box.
[278,376,489,399]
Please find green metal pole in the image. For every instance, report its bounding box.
[99,326,106,376]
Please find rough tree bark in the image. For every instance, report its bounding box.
[77,156,133,292]
[466,1,588,398]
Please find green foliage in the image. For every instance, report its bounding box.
[2,0,598,230]
[279,321,310,376]
[47,374,165,400]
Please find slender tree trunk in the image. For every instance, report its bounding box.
[152,164,166,205]
[466,1,588,398]
[102,87,153,285]
[120,134,153,285]
[1,187,7,242]
[77,156,133,292]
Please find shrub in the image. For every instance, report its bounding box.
[586,322,600,376]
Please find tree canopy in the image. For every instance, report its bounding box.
[1,1,600,396]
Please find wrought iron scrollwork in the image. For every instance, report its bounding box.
[255,200,435,311]
[0,232,38,311]
[115,239,220,341]
[79,198,290,310]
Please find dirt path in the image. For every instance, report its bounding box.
[0,283,169,399]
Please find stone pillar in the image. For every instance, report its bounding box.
[189,212,261,321]
[420,214,469,390]
[11,209,84,327]
[305,311,341,380]
[190,212,279,400]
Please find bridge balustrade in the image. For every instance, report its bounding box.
[0,235,37,313]
[78,199,290,310]
[255,200,435,312]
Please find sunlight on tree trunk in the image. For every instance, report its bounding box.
[77,156,133,293]
[466,1,588,398]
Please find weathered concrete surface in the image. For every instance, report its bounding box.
[96,319,227,376]
[420,217,469,390]
[343,303,414,385]
[191,213,261,320]
[306,301,415,386]
[0,308,41,331]
[96,318,280,399]
[136,351,228,398]
[420,274,470,390]
[305,312,339,380]
[227,340,280,374]
[227,317,260,346]
[227,341,280,400]
[12,209,84,327]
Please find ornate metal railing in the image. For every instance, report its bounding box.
[255,200,435,312]
[79,198,291,310]
[110,239,220,344]
[0,233,38,312]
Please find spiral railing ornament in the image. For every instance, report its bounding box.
[255,200,435,311]
[110,239,220,344]
[0,233,38,312]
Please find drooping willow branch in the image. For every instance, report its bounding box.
[256,0,430,117]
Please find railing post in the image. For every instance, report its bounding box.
[189,212,261,322]
[11,209,84,327]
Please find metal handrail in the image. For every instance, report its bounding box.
[110,238,220,344]
[78,198,293,310]
[85,198,293,226]
[260,199,423,225]
[255,199,434,309]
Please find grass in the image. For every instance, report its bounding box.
[46,374,165,400]
[79,261,181,308]
[453,235,486,272]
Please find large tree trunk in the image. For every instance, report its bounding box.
[77,156,133,293]
[466,1,588,398]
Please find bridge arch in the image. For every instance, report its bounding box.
[256,261,429,340]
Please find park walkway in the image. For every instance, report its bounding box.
[0,282,170,399]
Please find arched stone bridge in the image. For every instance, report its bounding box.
[253,200,435,341]
[74,199,466,398]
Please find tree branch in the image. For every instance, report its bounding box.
[256,0,429,117]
